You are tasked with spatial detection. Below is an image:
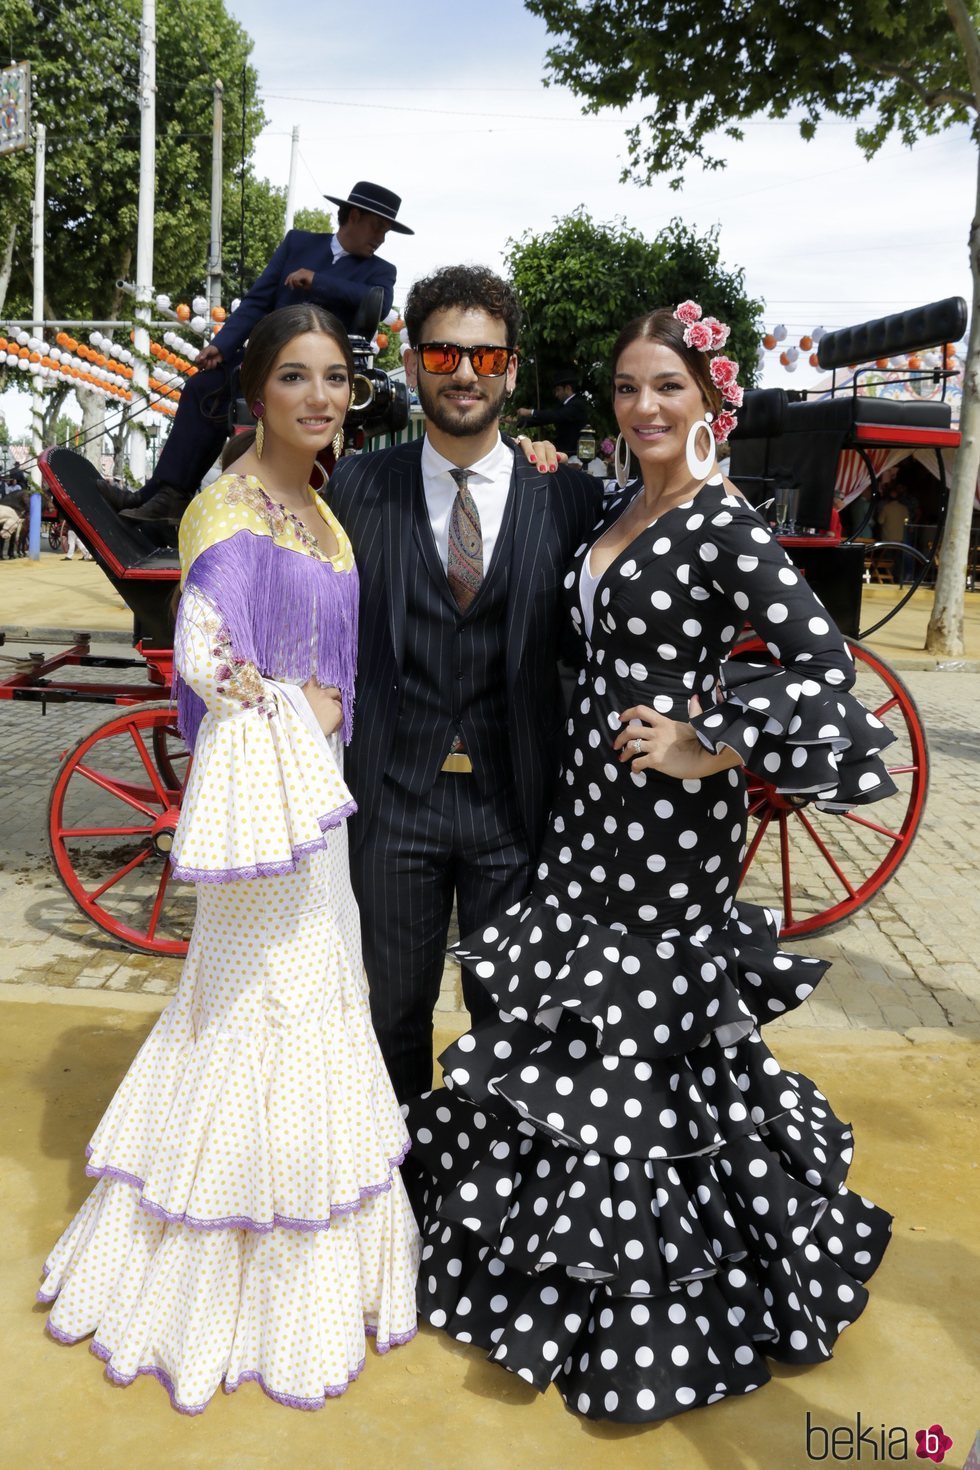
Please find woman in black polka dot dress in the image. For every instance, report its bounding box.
[402,306,896,1424]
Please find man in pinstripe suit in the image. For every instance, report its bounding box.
[327,265,602,1101]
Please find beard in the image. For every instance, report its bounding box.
[416,374,507,439]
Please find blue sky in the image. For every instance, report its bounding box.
[2,0,973,433]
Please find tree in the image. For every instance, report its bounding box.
[525,0,980,656]
[504,209,762,439]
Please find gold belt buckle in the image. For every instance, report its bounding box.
[441,752,473,773]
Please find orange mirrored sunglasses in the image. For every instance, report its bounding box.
[417,342,513,377]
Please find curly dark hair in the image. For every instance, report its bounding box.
[611,309,723,417]
[405,265,522,349]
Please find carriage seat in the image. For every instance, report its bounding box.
[785,397,952,433]
[41,449,179,576]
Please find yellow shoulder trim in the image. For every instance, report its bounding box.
[178,474,279,583]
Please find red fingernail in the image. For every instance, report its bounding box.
[528,454,537,463]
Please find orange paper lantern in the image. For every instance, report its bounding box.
[176,303,191,321]
[763,334,777,350]
[799,335,813,351]
[211,306,226,322]
[779,351,789,366]
[809,353,820,368]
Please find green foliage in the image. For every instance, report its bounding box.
[524,0,978,186]
[505,208,763,437]
[2,0,266,319]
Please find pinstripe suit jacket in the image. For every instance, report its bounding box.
[326,437,603,853]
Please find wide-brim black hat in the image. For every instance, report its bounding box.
[323,181,414,235]
[551,367,580,388]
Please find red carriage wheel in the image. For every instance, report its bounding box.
[151,712,191,791]
[734,639,928,938]
[48,703,194,957]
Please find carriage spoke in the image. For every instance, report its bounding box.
[741,806,774,877]
[839,810,904,843]
[128,725,171,808]
[88,844,153,901]
[61,824,154,838]
[793,809,859,898]
[145,862,172,940]
[872,694,901,723]
[75,762,160,818]
[778,815,793,926]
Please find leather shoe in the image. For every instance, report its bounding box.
[96,476,137,511]
[121,484,192,525]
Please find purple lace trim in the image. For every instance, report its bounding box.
[82,1136,412,1233]
[44,1323,413,1415]
[170,799,357,885]
[366,1323,419,1354]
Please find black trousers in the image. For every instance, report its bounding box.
[142,357,243,498]
[349,773,533,1103]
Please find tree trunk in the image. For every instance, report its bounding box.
[75,385,108,470]
[925,138,980,656]
[0,220,15,317]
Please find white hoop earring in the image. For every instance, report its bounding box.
[614,433,631,489]
[685,416,717,481]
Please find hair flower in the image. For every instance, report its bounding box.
[709,355,739,391]
[702,317,731,349]
[712,409,738,442]
[674,300,703,326]
[683,321,713,351]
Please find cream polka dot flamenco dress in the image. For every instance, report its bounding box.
[38,475,420,1413]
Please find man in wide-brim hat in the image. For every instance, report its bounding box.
[118,182,413,525]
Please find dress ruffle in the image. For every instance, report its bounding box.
[40,1178,419,1415]
[403,897,891,1423]
[170,694,356,883]
[81,981,410,1231]
[40,850,420,1412]
[692,659,898,810]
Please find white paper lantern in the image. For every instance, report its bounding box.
[190,315,206,334]
[773,324,787,342]
[155,294,172,311]
[191,295,208,316]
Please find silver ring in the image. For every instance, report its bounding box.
[631,737,643,753]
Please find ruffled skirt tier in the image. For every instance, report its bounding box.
[39,847,420,1413]
[404,896,891,1424]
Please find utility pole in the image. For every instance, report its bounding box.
[130,0,155,482]
[206,79,223,314]
[284,125,299,232]
[28,120,44,559]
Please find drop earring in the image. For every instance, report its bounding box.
[685,412,717,482]
[253,401,265,459]
[332,428,344,459]
[614,433,631,489]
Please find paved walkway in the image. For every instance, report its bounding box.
[2,562,978,1033]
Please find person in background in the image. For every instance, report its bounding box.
[516,368,590,458]
[105,181,413,526]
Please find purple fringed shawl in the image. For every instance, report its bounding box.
[174,529,358,751]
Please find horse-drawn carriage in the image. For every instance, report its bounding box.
[0,297,965,957]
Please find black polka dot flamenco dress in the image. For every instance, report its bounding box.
[402,482,896,1425]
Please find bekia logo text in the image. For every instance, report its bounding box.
[806,1413,953,1462]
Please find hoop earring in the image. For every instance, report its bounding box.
[685,415,716,481]
[614,433,631,489]
[332,428,344,459]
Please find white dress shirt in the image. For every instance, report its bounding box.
[420,433,515,572]
[330,234,348,262]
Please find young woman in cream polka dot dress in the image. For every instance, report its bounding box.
[403,307,895,1424]
[39,305,420,1413]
